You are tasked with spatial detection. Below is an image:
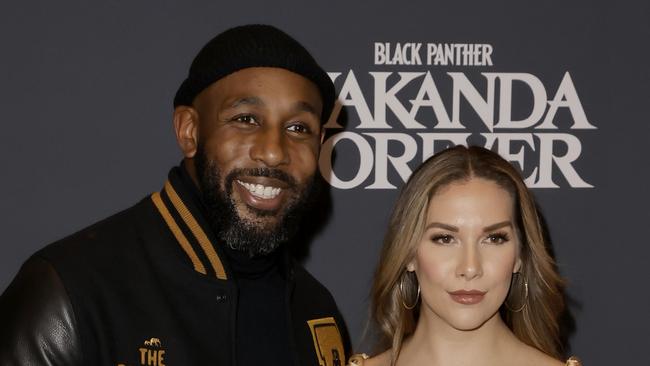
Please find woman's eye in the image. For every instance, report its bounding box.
[486,233,509,245]
[431,234,454,245]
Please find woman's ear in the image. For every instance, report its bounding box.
[407,260,417,272]
[514,257,523,273]
[173,106,199,158]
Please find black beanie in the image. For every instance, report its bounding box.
[174,24,335,123]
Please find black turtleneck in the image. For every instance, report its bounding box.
[179,164,294,366]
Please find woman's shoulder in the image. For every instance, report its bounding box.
[514,345,582,366]
[506,337,582,366]
[347,351,582,366]
[348,351,391,366]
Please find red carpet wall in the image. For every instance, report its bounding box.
[1,1,647,364]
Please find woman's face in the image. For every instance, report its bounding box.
[409,177,521,331]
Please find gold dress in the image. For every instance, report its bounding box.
[348,353,582,365]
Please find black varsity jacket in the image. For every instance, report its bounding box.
[0,168,349,366]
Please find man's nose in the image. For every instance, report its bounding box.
[456,244,483,280]
[249,126,290,167]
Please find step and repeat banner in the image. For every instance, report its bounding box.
[1,1,648,365]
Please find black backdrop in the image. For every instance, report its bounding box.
[1,1,648,364]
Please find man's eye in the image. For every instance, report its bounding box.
[232,114,257,124]
[286,123,311,134]
[431,234,454,245]
[485,233,509,245]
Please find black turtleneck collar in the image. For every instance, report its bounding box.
[173,163,295,366]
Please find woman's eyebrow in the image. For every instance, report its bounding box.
[425,222,458,232]
[483,221,512,232]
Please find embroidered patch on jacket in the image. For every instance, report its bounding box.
[307,317,345,366]
[115,337,167,366]
[138,337,167,366]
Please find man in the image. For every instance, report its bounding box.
[0,24,349,366]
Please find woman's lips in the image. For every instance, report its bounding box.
[448,290,486,305]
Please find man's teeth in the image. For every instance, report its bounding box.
[237,180,282,199]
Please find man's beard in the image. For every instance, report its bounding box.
[195,145,321,257]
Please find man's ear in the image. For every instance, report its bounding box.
[320,127,326,144]
[173,106,199,158]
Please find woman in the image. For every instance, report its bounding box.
[350,146,580,366]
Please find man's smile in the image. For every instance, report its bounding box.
[236,180,283,200]
[233,176,293,212]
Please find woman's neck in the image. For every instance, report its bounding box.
[398,310,519,366]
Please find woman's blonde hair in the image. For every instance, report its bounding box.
[370,145,565,364]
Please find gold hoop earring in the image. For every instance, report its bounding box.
[399,273,420,310]
[505,273,528,312]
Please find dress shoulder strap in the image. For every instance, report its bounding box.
[348,353,370,365]
[566,356,582,366]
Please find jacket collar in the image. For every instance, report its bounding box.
[150,166,229,280]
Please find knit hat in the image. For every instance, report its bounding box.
[174,24,335,123]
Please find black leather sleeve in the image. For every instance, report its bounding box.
[0,256,82,365]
